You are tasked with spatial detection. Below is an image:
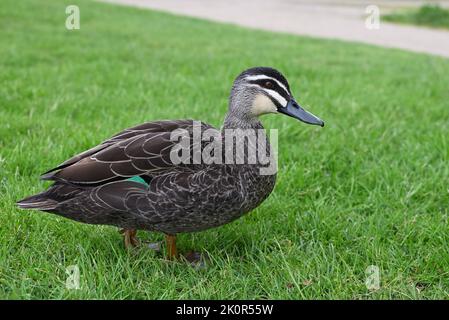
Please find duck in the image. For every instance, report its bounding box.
[17,67,324,260]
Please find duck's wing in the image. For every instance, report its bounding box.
[41,119,217,185]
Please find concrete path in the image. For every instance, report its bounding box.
[102,0,449,58]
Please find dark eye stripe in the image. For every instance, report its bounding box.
[249,79,291,101]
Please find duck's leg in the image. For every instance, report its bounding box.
[120,229,139,249]
[165,234,177,259]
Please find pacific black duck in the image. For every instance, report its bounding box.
[17,67,324,259]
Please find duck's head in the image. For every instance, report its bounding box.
[228,67,324,127]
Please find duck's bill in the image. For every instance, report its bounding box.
[278,99,324,127]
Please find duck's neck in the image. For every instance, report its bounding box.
[223,112,263,130]
[223,87,264,130]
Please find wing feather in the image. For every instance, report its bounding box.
[41,120,218,185]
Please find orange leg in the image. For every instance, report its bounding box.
[165,234,178,259]
[120,229,139,249]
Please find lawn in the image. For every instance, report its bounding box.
[1,0,448,299]
[384,4,449,30]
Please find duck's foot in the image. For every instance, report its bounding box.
[162,234,208,267]
[120,229,139,249]
[182,251,209,269]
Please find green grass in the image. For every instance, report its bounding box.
[1,0,449,299]
[384,4,449,29]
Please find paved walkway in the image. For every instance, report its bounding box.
[102,0,449,58]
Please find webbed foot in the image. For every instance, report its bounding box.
[182,251,209,269]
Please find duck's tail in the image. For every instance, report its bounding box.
[16,192,58,210]
[16,183,84,211]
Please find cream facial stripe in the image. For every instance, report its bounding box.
[244,75,290,97]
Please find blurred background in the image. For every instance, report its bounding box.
[104,0,449,57]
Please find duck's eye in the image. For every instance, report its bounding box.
[264,81,274,89]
